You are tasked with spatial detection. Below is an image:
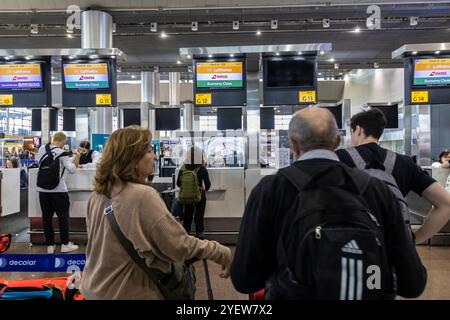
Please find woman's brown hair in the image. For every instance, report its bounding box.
[94,126,152,197]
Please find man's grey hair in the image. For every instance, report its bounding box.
[288,108,339,152]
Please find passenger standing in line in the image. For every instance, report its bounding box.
[37,132,80,254]
[6,157,28,188]
[177,146,211,239]
[336,108,450,244]
[231,108,426,299]
[81,127,231,300]
[431,150,450,169]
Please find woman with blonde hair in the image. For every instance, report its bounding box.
[80,126,232,300]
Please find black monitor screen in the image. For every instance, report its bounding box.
[31,109,42,131]
[371,105,399,129]
[63,109,76,131]
[123,109,141,127]
[322,105,342,129]
[266,59,315,88]
[260,107,275,129]
[217,108,242,130]
[155,108,180,130]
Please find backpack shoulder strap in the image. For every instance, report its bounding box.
[383,150,397,174]
[345,147,367,170]
[278,165,313,192]
[339,164,372,196]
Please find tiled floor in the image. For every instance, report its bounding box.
[1,243,449,300]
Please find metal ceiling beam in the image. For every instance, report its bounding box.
[392,42,450,58]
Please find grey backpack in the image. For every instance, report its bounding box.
[345,147,410,224]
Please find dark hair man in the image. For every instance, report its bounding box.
[336,108,450,244]
[231,108,426,300]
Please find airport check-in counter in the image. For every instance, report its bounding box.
[0,168,21,217]
[175,167,245,243]
[28,167,172,244]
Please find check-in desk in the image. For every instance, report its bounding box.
[175,167,245,244]
[0,168,20,217]
[28,168,173,244]
[244,168,277,202]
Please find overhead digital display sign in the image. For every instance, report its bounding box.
[196,62,243,89]
[413,58,450,87]
[0,64,43,90]
[63,63,109,89]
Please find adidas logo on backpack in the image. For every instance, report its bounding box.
[341,240,363,255]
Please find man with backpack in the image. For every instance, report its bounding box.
[37,132,80,254]
[231,108,426,300]
[176,146,211,239]
[336,108,450,244]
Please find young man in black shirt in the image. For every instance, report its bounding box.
[336,108,450,244]
[231,108,426,299]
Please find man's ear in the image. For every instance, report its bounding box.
[334,134,341,150]
[289,138,300,159]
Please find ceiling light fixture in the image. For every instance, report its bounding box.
[191,21,198,31]
[151,22,157,32]
[67,34,73,38]
[232,20,239,30]
[353,27,361,33]
[161,32,167,38]
[176,60,181,64]
[271,19,278,30]
[435,50,441,54]
[374,62,380,68]
[208,54,213,58]
[30,24,38,34]
[230,53,234,57]
[275,52,280,56]
[328,58,335,62]
[410,16,418,26]
[323,18,330,28]
[319,51,325,55]
[412,51,418,55]
[256,30,262,36]
[298,51,302,55]
[187,55,191,59]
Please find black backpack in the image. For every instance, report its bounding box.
[265,164,395,300]
[37,143,69,190]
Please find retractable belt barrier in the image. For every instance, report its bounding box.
[0,254,86,273]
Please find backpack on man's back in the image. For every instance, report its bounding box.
[265,164,395,300]
[344,147,410,224]
[37,143,69,190]
[178,165,202,205]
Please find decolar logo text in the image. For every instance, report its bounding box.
[0,257,7,268]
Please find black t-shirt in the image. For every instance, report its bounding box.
[336,143,435,197]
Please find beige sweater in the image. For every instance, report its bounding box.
[80,182,230,300]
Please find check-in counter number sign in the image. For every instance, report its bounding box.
[299,91,316,103]
[411,91,428,104]
[96,94,112,105]
[0,95,13,106]
[195,93,211,105]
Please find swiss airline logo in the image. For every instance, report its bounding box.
[211,74,228,80]
[79,75,95,81]
[12,76,28,81]
[429,71,448,77]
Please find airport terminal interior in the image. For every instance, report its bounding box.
[1,0,450,301]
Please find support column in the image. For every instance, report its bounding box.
[81,10,113,137]
[245,53,260,168]
[183,103,194,131]
[169,72,180,106]
[141,71,160,139]
[404,104,412,157]
[41,108,51,144]
[417,105,431,166]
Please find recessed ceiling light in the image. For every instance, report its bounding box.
[412,51,418,55]
[318,73,322,76]
[208,54,213,58]
[187,55,191,59]
[131,75,136,79]
[176,60,181,64]
[161,32,167,38]
[275,52,280,56]
[435,50,441,54]
[319,51,325,55]
[328,58,335,62]
[67,34,73,38]
[353,27,361,33]
[298,52,302,55]
[256,30,261,36]
[230,53,234,57]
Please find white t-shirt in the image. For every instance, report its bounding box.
[36,145,77,193]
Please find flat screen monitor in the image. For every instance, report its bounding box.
[196,61,243,89]
[31,109,42,131]
[0,63,43,91]
[260,107,275,130]
[371,105,399,129]
[63,109,76,132]
[266,59,315,88]
[155,108,180,131]
[63,63,110,90]
[322,105,342,129]
[123,109,141,127]
[413,58,450,87]
[217,108,242,130]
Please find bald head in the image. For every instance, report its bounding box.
[288,107,340,156]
